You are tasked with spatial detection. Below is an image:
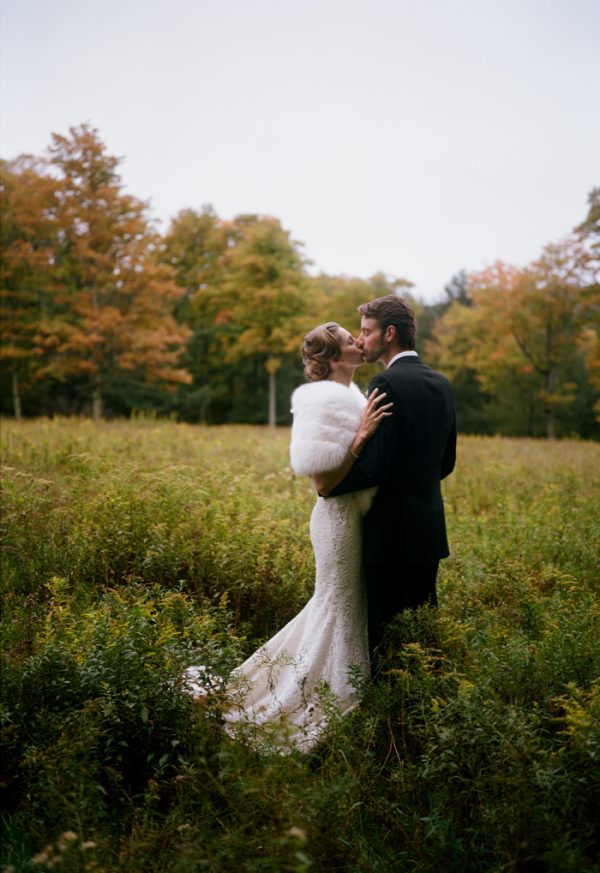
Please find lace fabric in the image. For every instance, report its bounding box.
[184,381,376,752]
[184,491,371,752]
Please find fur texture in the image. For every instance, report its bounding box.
[290,380,366,477]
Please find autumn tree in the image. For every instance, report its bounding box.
[160,206,225,317]
[425,290,493,434]
[159,207,236,420]
[430,244,598,438]
[35,124,191,418]
[443,269,472,307]
[576,187,600,261]
[575,187,600,423]
[0,156,60,417]
[510,239,596,437]
[190,215,308,426]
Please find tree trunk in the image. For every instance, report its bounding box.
[268,370,276,428]
[92,385,103,421]
[12,371,22,420]
[545,369,555,440]
[90,287,103,422]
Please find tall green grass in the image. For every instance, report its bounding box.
[1,418,599,872]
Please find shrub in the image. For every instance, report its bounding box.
[1,420,599,871]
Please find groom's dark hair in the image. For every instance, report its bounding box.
[359,295,416,350]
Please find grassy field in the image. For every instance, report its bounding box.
[1,418,599,872]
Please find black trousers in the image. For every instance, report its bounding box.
[365,560,439,659]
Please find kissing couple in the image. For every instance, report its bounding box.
[186,295,456,751]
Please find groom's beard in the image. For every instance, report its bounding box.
[361,345,385,364]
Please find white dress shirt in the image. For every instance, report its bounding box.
[387,350,418,368]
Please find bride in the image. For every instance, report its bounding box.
[185,323,392,751]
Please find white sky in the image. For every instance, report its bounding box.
[1,0,599,301]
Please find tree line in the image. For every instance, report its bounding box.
[1,124,598,438]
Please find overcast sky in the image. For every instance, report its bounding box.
[1,0,599,300]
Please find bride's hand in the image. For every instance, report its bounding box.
[314,388,393,496]
[357,388,393,442]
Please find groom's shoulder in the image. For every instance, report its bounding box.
[372,359,452,390]
[367,369,393,391]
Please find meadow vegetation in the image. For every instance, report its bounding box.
[1,418,599,872]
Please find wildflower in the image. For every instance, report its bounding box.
[57,831,78,851]
[31,846,52,865]
[287,826,307,840]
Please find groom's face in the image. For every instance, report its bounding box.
[357,317,386,363]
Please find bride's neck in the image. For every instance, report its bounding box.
[327,369,353,386]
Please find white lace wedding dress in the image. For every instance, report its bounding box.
[186,380,375,752]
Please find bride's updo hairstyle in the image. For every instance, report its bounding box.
[302,322,342,382]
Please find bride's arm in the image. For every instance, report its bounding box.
[313,388,393,496]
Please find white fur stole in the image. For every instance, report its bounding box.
[290,381,366,476]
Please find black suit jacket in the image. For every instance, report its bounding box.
[330,356,456,563]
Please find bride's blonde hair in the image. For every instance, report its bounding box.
[302,322,342,382]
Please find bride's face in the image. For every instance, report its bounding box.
[336,328,364,366]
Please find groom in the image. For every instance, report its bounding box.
[328,295,456,661]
